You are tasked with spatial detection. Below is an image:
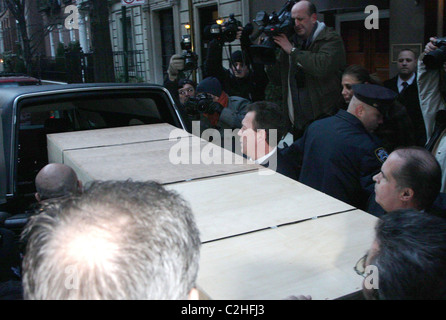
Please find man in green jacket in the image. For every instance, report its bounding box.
[267,0,346,140]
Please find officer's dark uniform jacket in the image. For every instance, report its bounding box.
[282,109,387,209]
[261,149,299,182]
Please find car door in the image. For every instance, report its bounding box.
[0,113,6,205]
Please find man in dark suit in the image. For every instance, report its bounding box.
[384,49,427,146]
[281,84,397,209]
[238,101,298,181]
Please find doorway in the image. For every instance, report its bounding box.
[197,5,218,78]
[337,11,390,82]
[159,8,175,77]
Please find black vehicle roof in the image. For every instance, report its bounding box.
[0,82,167,110]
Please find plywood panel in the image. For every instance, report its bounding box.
[197,210,377,300]
[62,136,259,185]
[47,123,189,163]
[168,171,355,242]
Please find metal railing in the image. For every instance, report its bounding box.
[112,50,146,82]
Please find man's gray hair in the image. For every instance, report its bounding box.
[22,180,201,300]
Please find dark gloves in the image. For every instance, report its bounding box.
[201,102,224,115]
[240,23,254,48]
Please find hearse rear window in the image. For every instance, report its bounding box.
[15,90,176,196]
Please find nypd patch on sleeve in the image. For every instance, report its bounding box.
[375,147,388,163]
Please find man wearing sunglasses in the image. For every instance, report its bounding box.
[290,209,446,300]
[355,209,446,300]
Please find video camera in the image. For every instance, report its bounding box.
[181,34,198,71]
[184,93,219,115]
[250,0,296,65]
[205,14,242,44]
[423,37,446,70]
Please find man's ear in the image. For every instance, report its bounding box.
[35,193,41,202]
[311,13,317,23]
[256,129,267,143]
[355,104,365,118]
[400,188,414,202]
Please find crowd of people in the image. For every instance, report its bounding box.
[165,0,446,212]
[1,0,446,300]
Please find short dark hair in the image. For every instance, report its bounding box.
[398,48,418,59]
[342,64,383,85]
[372,209,446,300]
[178,78,196,89]
[247,101,287,146]
[392,147,442,210]
[22,180,201,300]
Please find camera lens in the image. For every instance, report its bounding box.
[423,45,446,69]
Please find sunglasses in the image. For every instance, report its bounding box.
[354,253,368,277]
[354,252,381,299]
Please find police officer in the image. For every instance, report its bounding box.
[281,84,398,209]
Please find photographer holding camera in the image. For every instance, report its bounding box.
[164,35,198,101]
[265,0,346,140]
[163,35,200,132]
[203,16,269,102]
[185,76,250,141]
[163,55,197,132]
[418,36,446,192]
[164,54,193,102]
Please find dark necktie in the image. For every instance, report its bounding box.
[400,81,408,94]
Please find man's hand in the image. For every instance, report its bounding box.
[236,26,243,40]
[241,23,254,46]
[273,34,294,55]
[424,37,438,54]
[168,54,185,80]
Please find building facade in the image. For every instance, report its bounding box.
[0,0,444,83]
[107,0,249,84]
[105,0,445,84]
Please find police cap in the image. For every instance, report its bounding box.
[352,84,397,116]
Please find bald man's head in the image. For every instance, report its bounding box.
[35,164,82,202]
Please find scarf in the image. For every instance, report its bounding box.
[205,91,229,126]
